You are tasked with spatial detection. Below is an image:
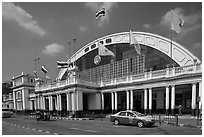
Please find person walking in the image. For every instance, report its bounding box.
[178,105,183,116]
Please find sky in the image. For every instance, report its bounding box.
[2,2,202,82]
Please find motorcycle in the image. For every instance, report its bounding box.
[36,110,50,121]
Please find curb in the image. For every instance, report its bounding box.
[26,115,90,121]
[163,121,202,129]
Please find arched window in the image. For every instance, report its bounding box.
[106,38,112,44]
[91,44,96,49]
[85,47,89,53]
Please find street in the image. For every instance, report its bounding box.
[2,116,202,135]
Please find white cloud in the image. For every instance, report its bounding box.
[42,43,65,56]
[143,24,151,29]
[79,26,87,32]
[159,7,201,38]
[2,2,46,37]
[85,2,117,27]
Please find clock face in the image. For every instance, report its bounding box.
[94,55,101,65]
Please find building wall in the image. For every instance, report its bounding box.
[88,93,101,110]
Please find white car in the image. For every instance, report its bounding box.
[110,110,155,128]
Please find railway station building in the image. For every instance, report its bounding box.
[12,31,202,116]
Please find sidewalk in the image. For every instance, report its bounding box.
[151,114,202,128]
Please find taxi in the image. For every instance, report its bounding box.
[110,110,155,128]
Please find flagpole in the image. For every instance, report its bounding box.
[67,40,71,60]
[170,9,173,66]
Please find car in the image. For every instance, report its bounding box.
[2,109,13,118]
[110,110,155,128]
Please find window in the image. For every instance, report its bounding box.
[118,112,126,116]
[106,38,112,44]
[100,41,104,44]
[91,44,96,49]
[127,112,135,117]
[85,47,89,53]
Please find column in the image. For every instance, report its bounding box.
[149,88,152,115]
[126,90,130,110]
[50,95,53,111]
[21,89,25,110]
[101,93,104,110]
[59,94,62,111]
[29,100,32,110]
[111,92,114,113]
[13,91,16,110]
[165,86,170,115]
[144,88,148,114]
[171,85,175,115]
[42,96,45,110]
[66,93,70,111]
[191,83,197,116]
[130,90,133,110]
[114,92,117,112]
[71,92,76,111]
[199,81,202,110]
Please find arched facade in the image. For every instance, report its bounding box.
[57,31,200,80]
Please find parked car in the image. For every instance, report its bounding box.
[110,110,155,128]
[2,109,13,118]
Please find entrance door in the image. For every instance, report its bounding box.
[83,93,88,111]
[134,100,141,112]
[152,99,157,113]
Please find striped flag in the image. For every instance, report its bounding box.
[98,42,115,57]
[57,60,68,68]
[96,8,105,20]
[41,65,48,74]
[171,9,184,33]
[130,30,141,54]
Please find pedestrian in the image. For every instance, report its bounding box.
[178,105,182,116]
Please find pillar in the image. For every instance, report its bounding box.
[49,95,53,111]
[56,94,59,111]
[71,92,76,111]
[21,89,25,110]
[149,88,152,115]
[126,90,130,110]
[171,85,175,115]
[199,81,202,110]
[191,83,197,116]
[130,90,133,110]
[101,93,104,110]
[115,92,117,112]
[165,86,170,115]
[144,88,148,114]
[13,91,16,110]
[59,94,62,111]
[66,93,70,111]
[111,92,114,113]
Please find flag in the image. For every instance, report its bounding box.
[41,65,48,74]
[34,70,37,78]
[96,8,105,20]
[130,30,141,54]
[57,60,68,68]
[98,42,115,57]
[170,9,184,33]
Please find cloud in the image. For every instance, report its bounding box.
[42,43,65,56]
[143,24,151,30]
[159,7,201,39]
[85,2,117,27]
[2,2,46,37]
[79,26,87,32]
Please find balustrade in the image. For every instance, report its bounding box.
[35,63,201,92]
